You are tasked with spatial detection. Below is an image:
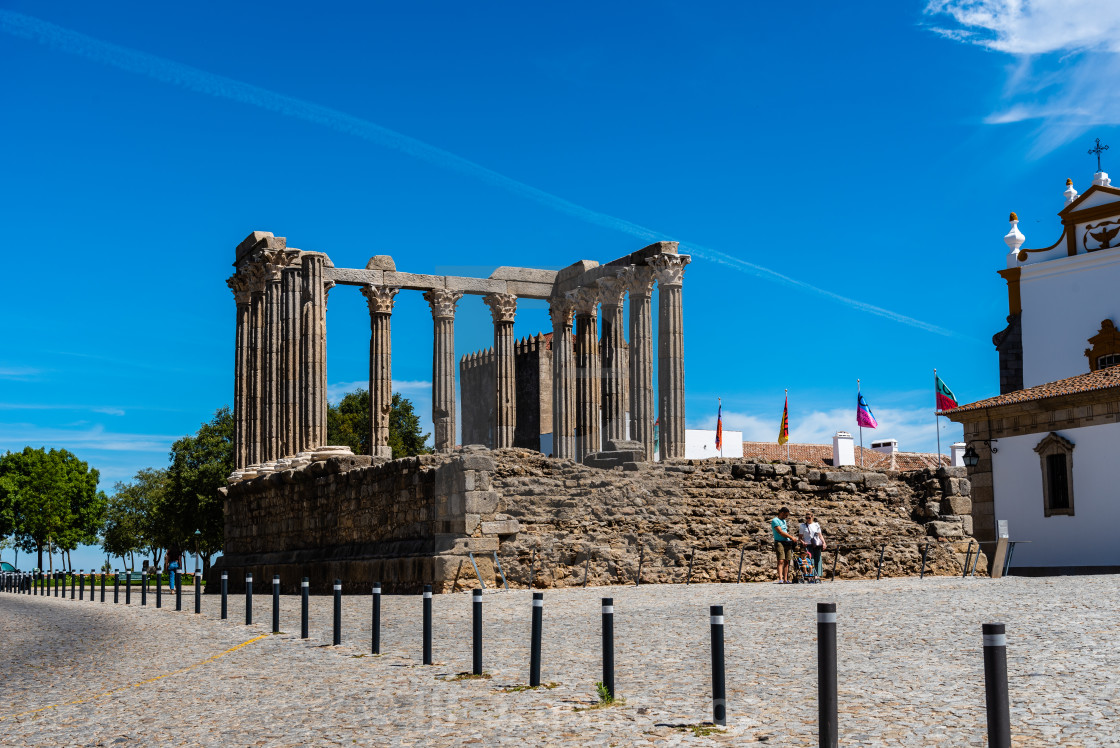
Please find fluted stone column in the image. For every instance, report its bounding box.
[227,273,253,469]
[280,264,301,457]
[622,266,656,461]
[262,264,282,463]
[549,295,576,460]
[363,285,399,459]
[247,271,264,466]
[424,289,464,452]
[484,293,518,449]
[652,254,690,460]
[573,287,601,461]
[300,254,331,452]
[597,276,627,444]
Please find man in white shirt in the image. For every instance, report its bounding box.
[799,512,827,578]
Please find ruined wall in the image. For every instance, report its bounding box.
[214,450,986,595]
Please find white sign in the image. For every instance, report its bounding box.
[997,520,1009,539]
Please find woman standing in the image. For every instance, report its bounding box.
[799,512,827,579]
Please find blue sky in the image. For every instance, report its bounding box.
[2,1,1118,567]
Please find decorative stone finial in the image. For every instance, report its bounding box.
[1093,171,1112,188]
[1004,213,1025,263]
[1064,178,1079,206]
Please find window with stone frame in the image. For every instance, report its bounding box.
[1033,432,1075,517]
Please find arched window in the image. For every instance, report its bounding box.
[1033,432,1074,517]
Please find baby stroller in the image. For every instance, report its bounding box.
[790,545,819,584]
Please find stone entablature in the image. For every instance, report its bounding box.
[227,231,690,477]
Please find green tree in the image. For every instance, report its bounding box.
[0,447,106,571]
[327,389,430,459]
[102,468,168,570]
[166,408,233,574]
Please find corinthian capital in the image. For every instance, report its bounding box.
[549,295,575,330]
[595,276,626,309]
[423,288,464,320]
[570,286,600,317]
[226,272,253,305]
[649,254,690,288]
[361,284,400,315]
[483,293,518,324]
[619,265,655,297]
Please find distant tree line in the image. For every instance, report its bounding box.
[0,392,428,573]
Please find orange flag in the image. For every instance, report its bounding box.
[778,392,789,445]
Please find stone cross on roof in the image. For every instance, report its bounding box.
[1089,137,1109,172]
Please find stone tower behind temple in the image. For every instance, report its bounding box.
[460,333,630,452]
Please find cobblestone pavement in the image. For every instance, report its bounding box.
[1,575,1118,746]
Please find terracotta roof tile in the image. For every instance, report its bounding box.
[940,366,1120,415]
[741,442,948,471]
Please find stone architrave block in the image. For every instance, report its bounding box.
[940,495,973,516]
[480,518,520,535]
[489,266,559,283]
[824,471,861,484]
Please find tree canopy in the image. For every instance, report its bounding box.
[165,407,234,571]
[102,468,168,569]
[0,446,106,570]
[327,389,430,459]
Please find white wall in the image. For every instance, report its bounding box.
[991,421,1120,567]
[685,429,743,459]
[1020,249,1120,387]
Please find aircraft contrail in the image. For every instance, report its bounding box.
[0,10,954,337]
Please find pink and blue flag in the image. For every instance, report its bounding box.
[857,392,878,429]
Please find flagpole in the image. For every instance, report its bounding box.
[934,368,941,463]
[857,378,864,468]
[785,388,789,461]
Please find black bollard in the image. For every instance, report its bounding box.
[100,572,105,603]
[422,584,433,665]
[156,572,162,608]
[221,572,228,620]
[876,544,886,580]
[982,623,1011,748]
[817,602,838,747]
[88,572,93,601]
[962,540,975,578]
[530,592,543,687]
[79,571,85,601]
[300,577,308,638]
[141,573,148,606]
[636,546,644,586]
[472,589,483,676]
[114,572,120,604]
[273,575,281,633]
[920,543,929,580]
[710,605,727,727]
[371,582,380,653]
[125,571,130,605]
[176,572,183,611]
[195,570,201,614]
[601,598,615,701]
[333,579,342,646]
[245,573,253,625]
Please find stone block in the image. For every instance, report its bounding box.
[771,464,792,476]
[958,478,971,497]
[940,495,973,516]
[463,514,481,534]
[460,454,496,472]
[961,515,974,536]
[604,438,643,453]
[927,520,964,538]
[464,490,499,514]
[824,471,860,484]
[864,473,887,487]
[480,518,520,535]
[365,255,396,271]
[622,462,644,471]
[731,463,756,478]
[936,466,967,479]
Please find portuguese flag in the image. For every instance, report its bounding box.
[935,374,958,411]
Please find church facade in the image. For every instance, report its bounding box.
[944,167,1120,572]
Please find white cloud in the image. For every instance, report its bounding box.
[0,403,126,416]
[0,423,177,453]
[693,405,962,454]
[0,366,41,380]
[925,1,1120,154]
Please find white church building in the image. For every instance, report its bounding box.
[944,161,1120,573]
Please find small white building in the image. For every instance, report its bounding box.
[945,167,1120,572]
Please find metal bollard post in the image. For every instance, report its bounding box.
[422,584,433,665]
[245,573,253,625]
[332,579,342,646]
[272,575,281,632]
[114,572,120,604]
[176,572,182,611]
[817,602,838,747]
[141,573,147,606]
[920,543,929,580]
[983,623,1011,748]
[300,577,309,638]
[601,597,615,701]
[156,572,162,608]
[100,572,105,603]
[710,605,727,727]
[79,571,85,601]
[876,544,886,580]
[220,572,228,619]
[472,589,483,676]
[124,571,130,605]
[194,569,201,614]
[371,582,380,653]
[89,572,94,601]
[530,592,543,687]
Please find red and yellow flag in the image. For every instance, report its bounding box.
[715,399,723,450]
[778,392,789,445]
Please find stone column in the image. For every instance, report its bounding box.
[622,266,656,461]
[300,254,331,452]
[573,287,601,461]
[596,275,627,445]
[226,272,253,469]
[362,285,400,459]
[549,295,576,460]
[424,289,464,452]
[280,264,301,458]
[262,264,282,463]
[247,271,264,466]
[651,254,690,460]
[484,293,518,449]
